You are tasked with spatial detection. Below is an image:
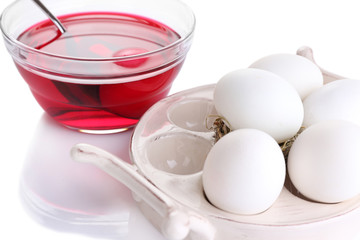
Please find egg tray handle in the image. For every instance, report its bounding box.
[71,143,215,240]
[296,46,345,83]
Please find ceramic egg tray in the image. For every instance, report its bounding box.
[71,47,360,240]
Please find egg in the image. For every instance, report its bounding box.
[113,47,148,68]
[214,68,304,143]
[302,79,360,127]
[202,128,286,215]
[249,54,323,99]
[287,120,360,203]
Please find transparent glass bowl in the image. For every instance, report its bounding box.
[0,0,195,133]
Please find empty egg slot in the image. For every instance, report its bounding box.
[168,99,218,132]
[145,133,212,175]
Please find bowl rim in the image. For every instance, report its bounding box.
[0,0,196,62]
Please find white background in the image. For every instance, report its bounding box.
[1,0,360,239]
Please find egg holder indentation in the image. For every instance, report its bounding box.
[71,47,360,240]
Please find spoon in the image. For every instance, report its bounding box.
[32,0,66,34]
[30,0,104,107]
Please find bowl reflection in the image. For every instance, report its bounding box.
[19,114,165,239]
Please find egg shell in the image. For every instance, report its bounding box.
[249,54,323,99]
[202,128,286,215]
[214,68,304,143]
[302,79,360,127]
[113,47,149,68]
[287,120,360,203]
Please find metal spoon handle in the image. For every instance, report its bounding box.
[32,0,66,33]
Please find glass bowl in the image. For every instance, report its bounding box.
[0,0,195,133]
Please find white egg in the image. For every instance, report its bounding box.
[303,79,360,127]
[214,68,304,143]
[249,54,323,99]
[288,120,360,203]
[202,128,286,215]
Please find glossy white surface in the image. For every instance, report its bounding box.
[2,0,360,239]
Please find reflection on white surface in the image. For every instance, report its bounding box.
[20,114,166,239]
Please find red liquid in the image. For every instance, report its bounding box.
[16,12,183,132]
